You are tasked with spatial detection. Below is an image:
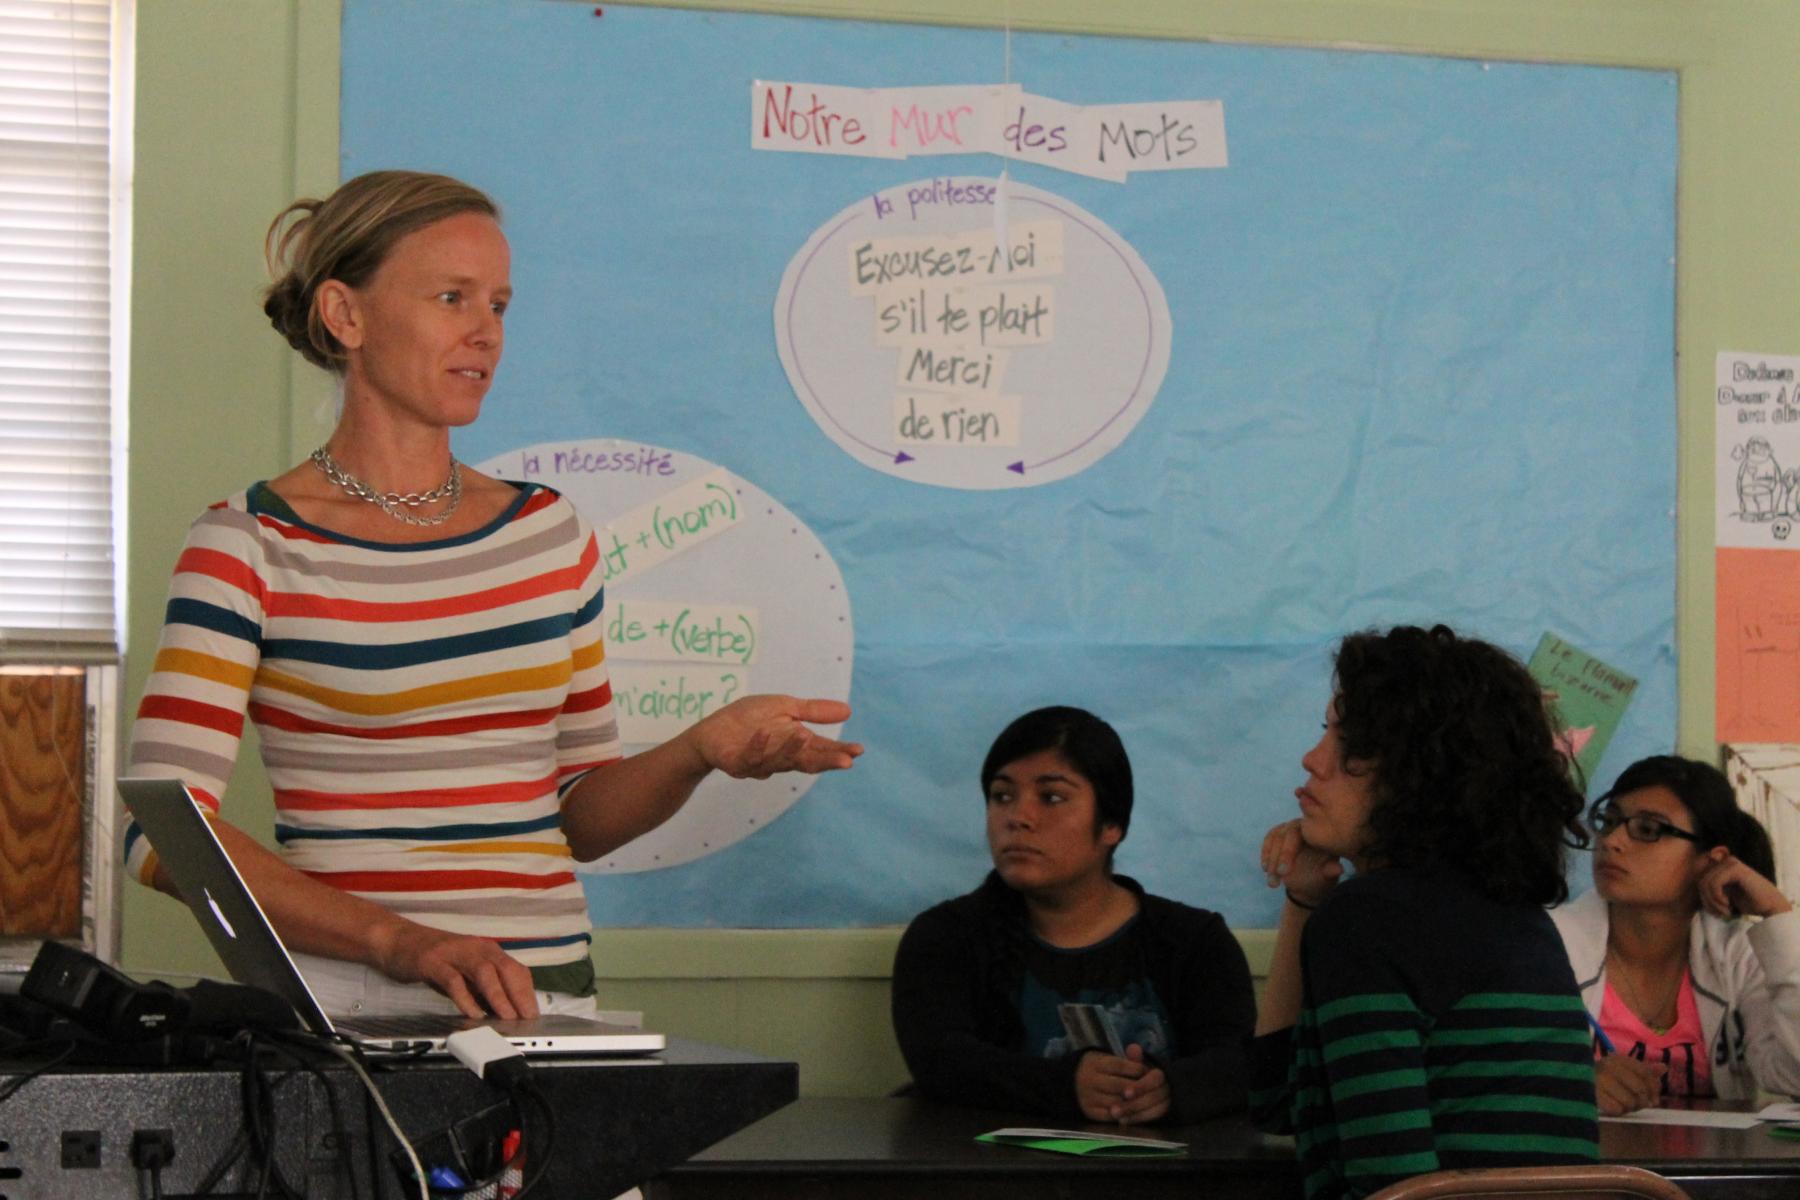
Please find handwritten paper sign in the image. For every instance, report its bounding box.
[997,93,1127,182]
[609,664,751,743]
[606,600,760,666]
[750,81,903,159]
[852,220,1065,296]
[483,439,854,872]
[896,392,1022,447]
[882,83,1017,157]
[1527,632,1637,784]
[752,81,1226,181]
[894,346,1009,397]
[777,176,1170,489]
[596,469,743,586]
[1090,101,1229,172]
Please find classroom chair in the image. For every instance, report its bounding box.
[1365,1165,1690,1200]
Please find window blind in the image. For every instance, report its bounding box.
[0,0,119,639]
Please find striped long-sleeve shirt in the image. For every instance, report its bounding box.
[125,482,622,967]
[1251,867,1599,1200]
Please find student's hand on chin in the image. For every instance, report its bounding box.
[1259,818,1343,908]
[1697,853,1793,920]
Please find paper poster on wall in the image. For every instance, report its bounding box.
[475,440,855,871]
[775,175,1171,489]
[1526,632,1637,783]
[1717,351,1800,549]
[347,0,1677,926]
[1717,548,1800,742]
[751,82,1226,181]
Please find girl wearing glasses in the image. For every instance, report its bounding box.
[1251,626,1597,1200]
[1550,756,1800,1115]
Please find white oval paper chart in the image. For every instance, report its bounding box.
[476,440,854,872]
[775,175,1172,489]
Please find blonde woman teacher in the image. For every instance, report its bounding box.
[126,171,861,1021]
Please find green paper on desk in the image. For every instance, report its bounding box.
[977,1128,1186,1157]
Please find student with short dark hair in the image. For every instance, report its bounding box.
[1252,625,1598,1200]
[1552,754,1800,1115]
[891,706,1254,1124]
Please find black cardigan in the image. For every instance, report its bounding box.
[890,872,1254,1121]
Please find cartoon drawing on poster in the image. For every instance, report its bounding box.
[1716,351,1800,548]
[775,175,1172,489]
[475,439,854,871]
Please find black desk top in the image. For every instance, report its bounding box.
[664,1097,1800,1200]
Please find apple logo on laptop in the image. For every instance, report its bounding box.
[203,887,237,939]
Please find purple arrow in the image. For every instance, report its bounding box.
[894,451,915,464]
[1007,461,1025,474]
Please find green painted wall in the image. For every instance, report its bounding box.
[123,0,1795,1096]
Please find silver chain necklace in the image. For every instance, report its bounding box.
[309,446,463,527]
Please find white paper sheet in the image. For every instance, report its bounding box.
[1601,1108,1764,1129]
[751,80,903,158]
[1087,100,1229,172]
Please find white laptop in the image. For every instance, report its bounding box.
[119,776,664,1057]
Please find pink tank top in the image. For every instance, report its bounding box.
[1596,972,1714,1099]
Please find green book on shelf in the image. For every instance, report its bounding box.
[976,1128,1187,1157]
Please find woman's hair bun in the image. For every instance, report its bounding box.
[257,174,498,373]
[261,269,328,367]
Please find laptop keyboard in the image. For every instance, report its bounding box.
[336,1013,472,1038]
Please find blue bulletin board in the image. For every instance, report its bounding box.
[342,1,1677,928]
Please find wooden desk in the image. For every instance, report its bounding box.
[659,1097,1800,1200]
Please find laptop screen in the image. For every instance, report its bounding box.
[117,776,339,1036]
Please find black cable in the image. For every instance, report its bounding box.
[273,1028,430,1200]
[189,1126,249,1196]
[0,1037,77,1104]
[512,1079,556,1200]
[237,1033,304,1200]
[261,1033,360,1200]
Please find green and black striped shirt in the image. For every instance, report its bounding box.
[1251,867,1598,1200]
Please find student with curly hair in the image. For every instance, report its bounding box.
[892,706,1254,1123]
[1553,755,1800,1115]
[1252,625,1598,1200]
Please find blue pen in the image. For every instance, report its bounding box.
[1585,1013,1616,1056]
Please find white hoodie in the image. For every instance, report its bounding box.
[1550,888,1800,1100]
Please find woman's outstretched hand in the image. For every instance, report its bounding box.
[689,694,863,779]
